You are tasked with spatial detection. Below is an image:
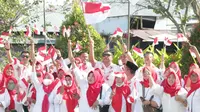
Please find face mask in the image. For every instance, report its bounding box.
[7,84,16,90]
[43,79,52,86]
[116,82,124,87]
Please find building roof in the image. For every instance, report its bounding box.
[131,29,188,42]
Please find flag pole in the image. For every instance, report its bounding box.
[127,0,131,50]
[43,0,47,49]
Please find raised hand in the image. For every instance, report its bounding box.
[190,45,199,55]
[122,43,128,53]
[4,40,10,50]
[91,100,99,110]
[89,38,94,47]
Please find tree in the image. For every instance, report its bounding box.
[180,23,200,75]
[55,2,106,60]
[137,0,194,34]
[0,0,43,33]
[191,0,200,21]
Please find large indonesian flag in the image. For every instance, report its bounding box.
[82,2,111,24]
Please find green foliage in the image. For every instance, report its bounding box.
[55,2,106,60]
[0,0,28,32]
[141,0,193,33]
[112,39,182,69]
[180,23,200,75]
[0,47,21,71]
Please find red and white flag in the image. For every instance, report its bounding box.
[42,46,57,65]
[38,46,47,56]
[177,33,184,39]
[36,46,47,61]
[1,32,9,40]
[132,47,143,58]
[34,25,40,35]
[0,37,4,47]
[73,43,82,52]
[189,49,196,58]
[54,26,59,36]
[43,28,46,36]
[111,27,123,37]
[48,46,57,60]
[164,37,172,46]
[25,26,32,37]
[62,26,71,37]
[62,26,66,37]
[9,26,13,35]
[66,26,71,37]
[153,37,159,45]
[82,2,111,24]
[36,46,57,65]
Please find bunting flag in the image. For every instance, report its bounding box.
[25,25,32,37]
[111,27,123,37]
[34,25,40,35]
[164,37,172,46]
[82,2,111,24]
[73,43,82,52]
[153,37,159,45]
[132,47,143,58]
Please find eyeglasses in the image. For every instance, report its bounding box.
[21,55,29,58]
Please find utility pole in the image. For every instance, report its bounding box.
[127,0,131,50]
[43,0,47,48]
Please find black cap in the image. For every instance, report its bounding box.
[126,61,138,72]
[102,50,113,57]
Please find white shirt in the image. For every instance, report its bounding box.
[30,72,61,112]
[187,88,200,112]
[73,67,112,112]
[133,81,161,112]
[151,84,187,112]
[0,89,10,112]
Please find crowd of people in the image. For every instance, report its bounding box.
[0,37,200,112]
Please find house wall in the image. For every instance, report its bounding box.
[92,16,128,35]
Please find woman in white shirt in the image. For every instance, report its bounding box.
[109,72,132,112]
[186,68,200,112]
[131,66,161,112]
[54,72,80,112]
[149,68,187,112]
[184,63,199,91]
